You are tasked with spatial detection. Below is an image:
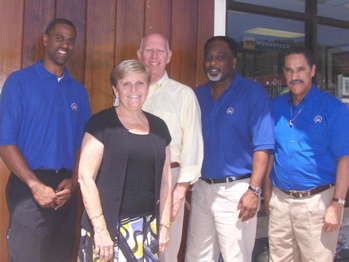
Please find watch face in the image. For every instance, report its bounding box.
[249,186,262,195]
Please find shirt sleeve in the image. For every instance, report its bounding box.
[177,89,204,184]
[0,73,22,146]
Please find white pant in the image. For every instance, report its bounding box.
[185,178,257,262]
[160,167,184,262]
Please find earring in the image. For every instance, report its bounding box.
[114,97,119,106]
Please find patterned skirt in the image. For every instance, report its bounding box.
[78,214,159,262]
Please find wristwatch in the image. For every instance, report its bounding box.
[332,197,345,205]
[248,185,262,196]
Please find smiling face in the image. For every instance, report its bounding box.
[283,53,316,105]
[112,72,149,111]
[42,23,76,72]
[137,33,172,84]
[203,40,236,86]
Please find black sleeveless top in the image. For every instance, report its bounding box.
[119,132,156,217]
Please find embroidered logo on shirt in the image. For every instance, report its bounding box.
[314,115,323,123]
[226,107,234,114]
[71,103,78,110]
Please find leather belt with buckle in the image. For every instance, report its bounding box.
[171,162,180,169]
[200,173,252,184]
[281,183,334,198]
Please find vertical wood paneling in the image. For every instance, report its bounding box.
[56,0,87,84]
[0,0,25,260]
[170,0,198,88]
[144,0,172,40]
[115,0,145,64]
[22,0,55,68]
[85,0,116,113]
[197,0,215,86]
[0,0,215,260]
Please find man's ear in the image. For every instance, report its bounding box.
[311,64,316,78]
[166,50,172,64]
[137,49,142,60]
[42,33,48,47]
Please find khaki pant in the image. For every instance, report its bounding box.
[185,178,257,262]
[269,186,341,262]
[160,167,184,262]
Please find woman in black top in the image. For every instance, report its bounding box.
[78,59,172,262]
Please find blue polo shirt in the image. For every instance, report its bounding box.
[195,73,274,179]
[271,85,349,190]
[0,60,91,170]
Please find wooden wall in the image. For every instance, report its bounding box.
[0,0,214,261]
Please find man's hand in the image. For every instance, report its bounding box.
[170,182,190,222]
[322,202,343,232]
[54,178,77,210]
[30,182,57,209]
[158,226,170,254]
[237,190,259,222]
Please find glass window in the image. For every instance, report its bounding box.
[318,0,349,22]
[229,0,304,12]
[227,11,305,98]
[317,24,349,101]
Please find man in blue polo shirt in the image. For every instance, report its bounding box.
[0,18,91,262]
[185,36,274,262]
[263,47,349,262]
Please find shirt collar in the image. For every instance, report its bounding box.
[150,71,169,89]
[287,84,316,105]
[34,59,71,81]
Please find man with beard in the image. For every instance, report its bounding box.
[185,36,274,262]
[263,47,349,262]
[0,18,91,262]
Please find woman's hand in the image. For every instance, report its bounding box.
[158,225,170,254]
[94,228,114,261]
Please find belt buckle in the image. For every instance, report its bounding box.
[203,178,214,184]
[207,178,214,184]
[289,190,299,198]
[289,190,310,198]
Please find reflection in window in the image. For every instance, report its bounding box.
[227,11,305,98]
[317,24,349,102]
[229,0,304,12]
[318,0,349,22]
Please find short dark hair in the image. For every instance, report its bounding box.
[45,18,76,35]
[284,46,315,67]
[204,36,238,57]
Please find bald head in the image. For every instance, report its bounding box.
[137,33,172,84]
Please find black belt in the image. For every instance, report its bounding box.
[281,183,334,198]
[34,168,69,174]
[201,173,251,184]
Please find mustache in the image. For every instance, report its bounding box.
[290,79,303,84]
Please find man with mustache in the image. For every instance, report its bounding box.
[0,18,91,262]
[263,46,349,261]
[185,36,274,261]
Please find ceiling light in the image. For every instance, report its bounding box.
[245,27,305,38]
